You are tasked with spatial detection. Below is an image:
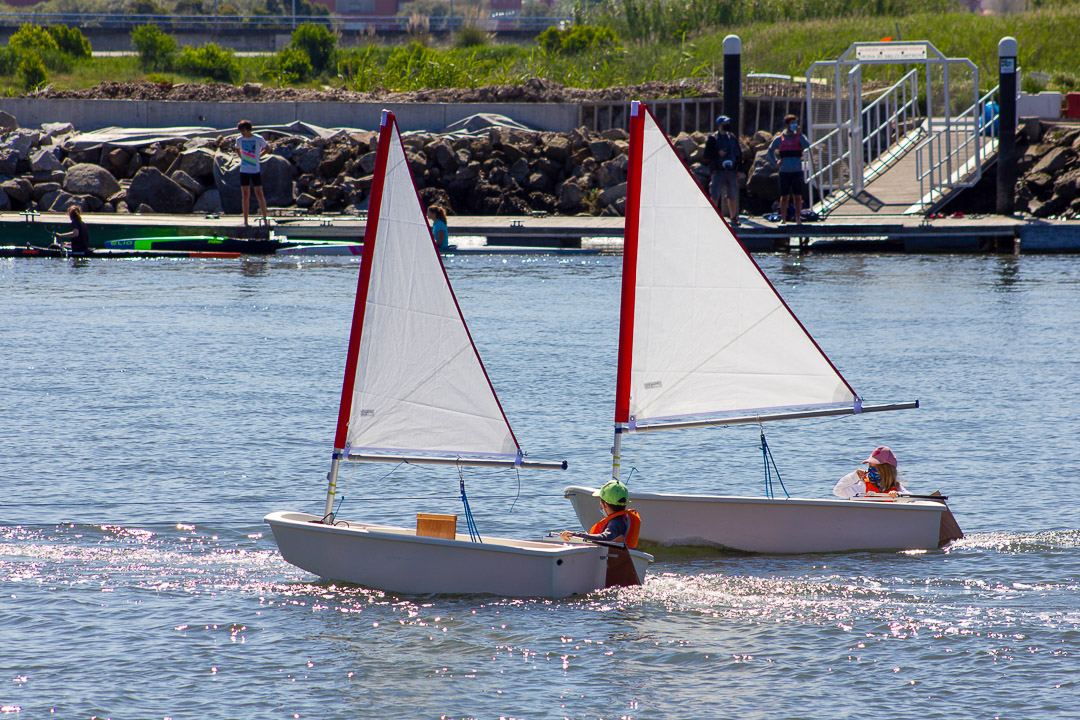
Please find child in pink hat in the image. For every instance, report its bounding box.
[833,446,907,498]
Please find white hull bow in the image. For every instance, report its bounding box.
[266,511,651,598]
[564,486,947,554]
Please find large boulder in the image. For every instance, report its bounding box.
[0,148,18,176]
[588,139,615,163]
[317,144,350,178]
[44,190,94,213]
[746,150,781,210]
[0,111,17,132]
[292,146,322,175]
[557,181,585,212]
[1030,145,1075,176]
[170,169,205,197]
[193,188,223,214]
[358,151,378,175]
[30,147,63,173]
[63,163,122,200]
[41,122,74,138]
[126,167,194,213]
[32,181,61,202]
[1,177,32,206]
[170,148,216,181]
[543,135,572,162]
[102,148,131,177]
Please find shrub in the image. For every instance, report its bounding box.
[127,0,168,13]
[131,25,177,70]
[17,53,47,91]
[8,25,59,55]
[268,45,313,83]
[176,43,240,83]
[537,25,618,55]
[47,25,92,59]
[454,25,491,49]
[290,23,336,74]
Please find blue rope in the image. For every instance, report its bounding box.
[458,465,482,543]
[760,426,790,499]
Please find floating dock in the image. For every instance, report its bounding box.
[3,210,1079,254]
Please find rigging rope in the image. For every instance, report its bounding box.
[458,463,482,543]
[623,429,650,486]
[508,465,521,513]
[759,420,790,499]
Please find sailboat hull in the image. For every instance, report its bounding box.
[265,511,650,598]
[564,486,948,554]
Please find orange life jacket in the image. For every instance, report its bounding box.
[863,478,898,499]
[590,509,641,549]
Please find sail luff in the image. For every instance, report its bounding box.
[333,110,394,451]
[615,102,646,426]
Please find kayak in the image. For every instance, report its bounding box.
[104,235,280,254]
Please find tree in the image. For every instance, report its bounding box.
[290,23,336,74]
[131,25,177,70]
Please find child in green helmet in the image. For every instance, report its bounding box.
[560,480,641,548]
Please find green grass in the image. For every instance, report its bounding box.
[4,4,1080,94]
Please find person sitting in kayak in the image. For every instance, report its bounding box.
[560,480,641,548]
[54,206,92,255]
[833,446,907,499]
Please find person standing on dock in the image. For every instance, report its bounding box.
[236,120,269,228]
[704,115,742,226]
[54,206,92,255]
[766,114,810,225]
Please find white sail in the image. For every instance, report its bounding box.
[627,107,856,425]
[343,118,518,458]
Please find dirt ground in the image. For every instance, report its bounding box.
[31,77,721,103]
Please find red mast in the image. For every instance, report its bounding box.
[334,110,394,451]
[614,102,646,425]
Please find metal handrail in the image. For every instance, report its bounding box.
[858,69,921,185]
[806,125,850,210]
[914,84,1001,214]
[806,68,924,214]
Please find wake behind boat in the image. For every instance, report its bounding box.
[265,110,651,597]
[564,102,961,554]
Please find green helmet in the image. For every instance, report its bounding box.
[593,480,629,506]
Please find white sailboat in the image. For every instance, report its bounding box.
[265,111,650,597]
[564,102,961,554]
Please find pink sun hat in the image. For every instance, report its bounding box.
[863,446,898,467]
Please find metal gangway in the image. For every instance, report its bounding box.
[804,41,1005,218]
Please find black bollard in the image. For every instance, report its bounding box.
[723,34,742,136]
[997,36,1017,215]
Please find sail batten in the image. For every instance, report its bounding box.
[337,112,520,458]
[621,105,858,423]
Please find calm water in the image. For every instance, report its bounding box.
[2,253,1079,719]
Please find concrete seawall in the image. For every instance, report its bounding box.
[0,98,583,133]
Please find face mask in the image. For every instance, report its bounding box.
[790,124,798,132]
[867,466,881,485]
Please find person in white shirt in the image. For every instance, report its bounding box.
[236,119,269,227]
[833,445,907,499]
